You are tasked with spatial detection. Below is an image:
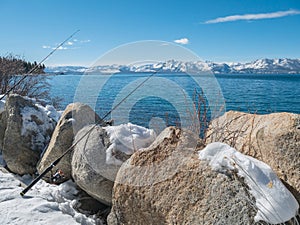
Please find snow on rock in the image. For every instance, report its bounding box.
[0,94,60,122]
[2,94,60,175]
[103,123,156,165]
[19,98,61,151]
[37,104,61,122]
[0,168,101,225]
[20,106,55,151]
[199,142,299,224]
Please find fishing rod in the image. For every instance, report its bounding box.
[0,29,80,101]
[20,62,166,196]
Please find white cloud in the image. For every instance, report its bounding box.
[42,44,68,50]
[174,38,189,45]
[80,39,91,43]
[204,9,300,24]
[56,46,68,50]
[42,39,90,50]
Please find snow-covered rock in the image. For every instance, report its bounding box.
[72,123,156,205]
[199,142,299,224]
[2,94,57,175]
[38,103,102,182]
[205,111,300,202]
[103,123,157,165]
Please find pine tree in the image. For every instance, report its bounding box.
[0,54,48,99]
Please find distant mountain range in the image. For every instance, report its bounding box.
[45,58,300,75]
[45,66,87,75]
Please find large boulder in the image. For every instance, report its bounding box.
[2,94,56,175]
[38,103,102,181]
[205,111,300,202]
[72,125,115,205]
[108,127,261,224]
[71,123,157,205]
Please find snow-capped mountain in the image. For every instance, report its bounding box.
[45,66,87,75]
[228,58,300,74]
[46,58,300,75]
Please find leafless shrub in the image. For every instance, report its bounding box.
[0,54,60,104]
[181,88,225,142]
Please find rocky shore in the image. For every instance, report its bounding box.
[0,94,299,224]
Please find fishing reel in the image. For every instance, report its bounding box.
[50,169,65,184]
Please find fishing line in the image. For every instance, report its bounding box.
[0,29,80,101]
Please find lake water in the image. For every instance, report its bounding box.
[48,73,300,129]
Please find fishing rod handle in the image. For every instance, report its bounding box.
[20,164,54,196]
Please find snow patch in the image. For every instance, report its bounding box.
[0,169,100,224]
[199,142,299,224]
[18,96,61,152]
[41,104,61,122]
[20,105,60,151]
[25,96,61,122]
[104,123,156,165]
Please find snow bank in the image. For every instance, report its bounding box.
[0,166,102,224]
[199,142,299,224]
[104,123,156,165]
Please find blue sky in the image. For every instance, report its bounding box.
[0,0,299,66]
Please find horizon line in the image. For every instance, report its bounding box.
[45,57,300,67]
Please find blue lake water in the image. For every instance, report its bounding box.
[48,73,300,128]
